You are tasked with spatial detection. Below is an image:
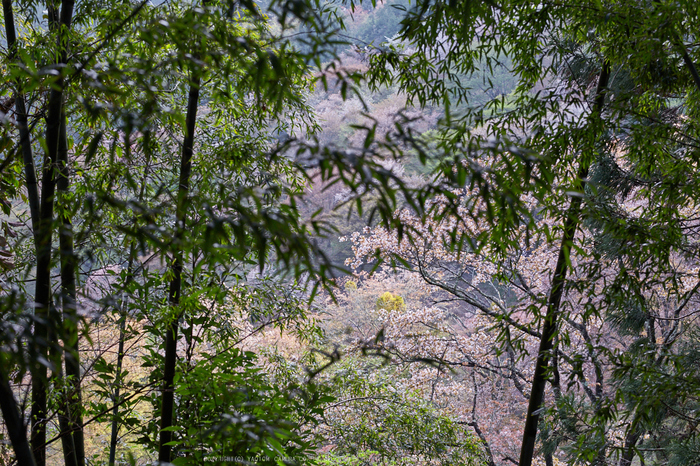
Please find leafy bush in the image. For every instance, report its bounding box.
[375,292,406,312]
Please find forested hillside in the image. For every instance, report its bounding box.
[2,0,700,466]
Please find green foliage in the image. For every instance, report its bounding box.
[317,451,391,466]
[318,358,486,466]
[129,278,324,461]
[163,349,322,466]
[0,0,358,463]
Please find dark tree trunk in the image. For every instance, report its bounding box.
[110,131,150,465]
[57,111,84,466]
[2,0,40,235]
[31,97,57,466]
[0,368,38,466]
[31,1,76,464]
[4,0,46,463]
[157,59,203,465]
[518,60,610,466]
[619,429,642,466]
[3,3,42,461]
[108,310,128,466]
[56,363,78,466]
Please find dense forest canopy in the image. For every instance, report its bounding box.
[2,0,700,465]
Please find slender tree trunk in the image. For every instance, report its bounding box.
[110,131,150,465]
[619,429,642,466]
[108,309,128,466]
[56,363,78,466]
[31,2,76,464]
[4,2,44,464]
[157,54,204,466]
[0,367,38,466]
[57,111,84,466]
[108,263,132,466]
[648,0,700,93]
[518,60,610,466]
[2,0,40,235]
[32,101,57,466]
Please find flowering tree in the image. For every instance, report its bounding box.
[333,0,700,464]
